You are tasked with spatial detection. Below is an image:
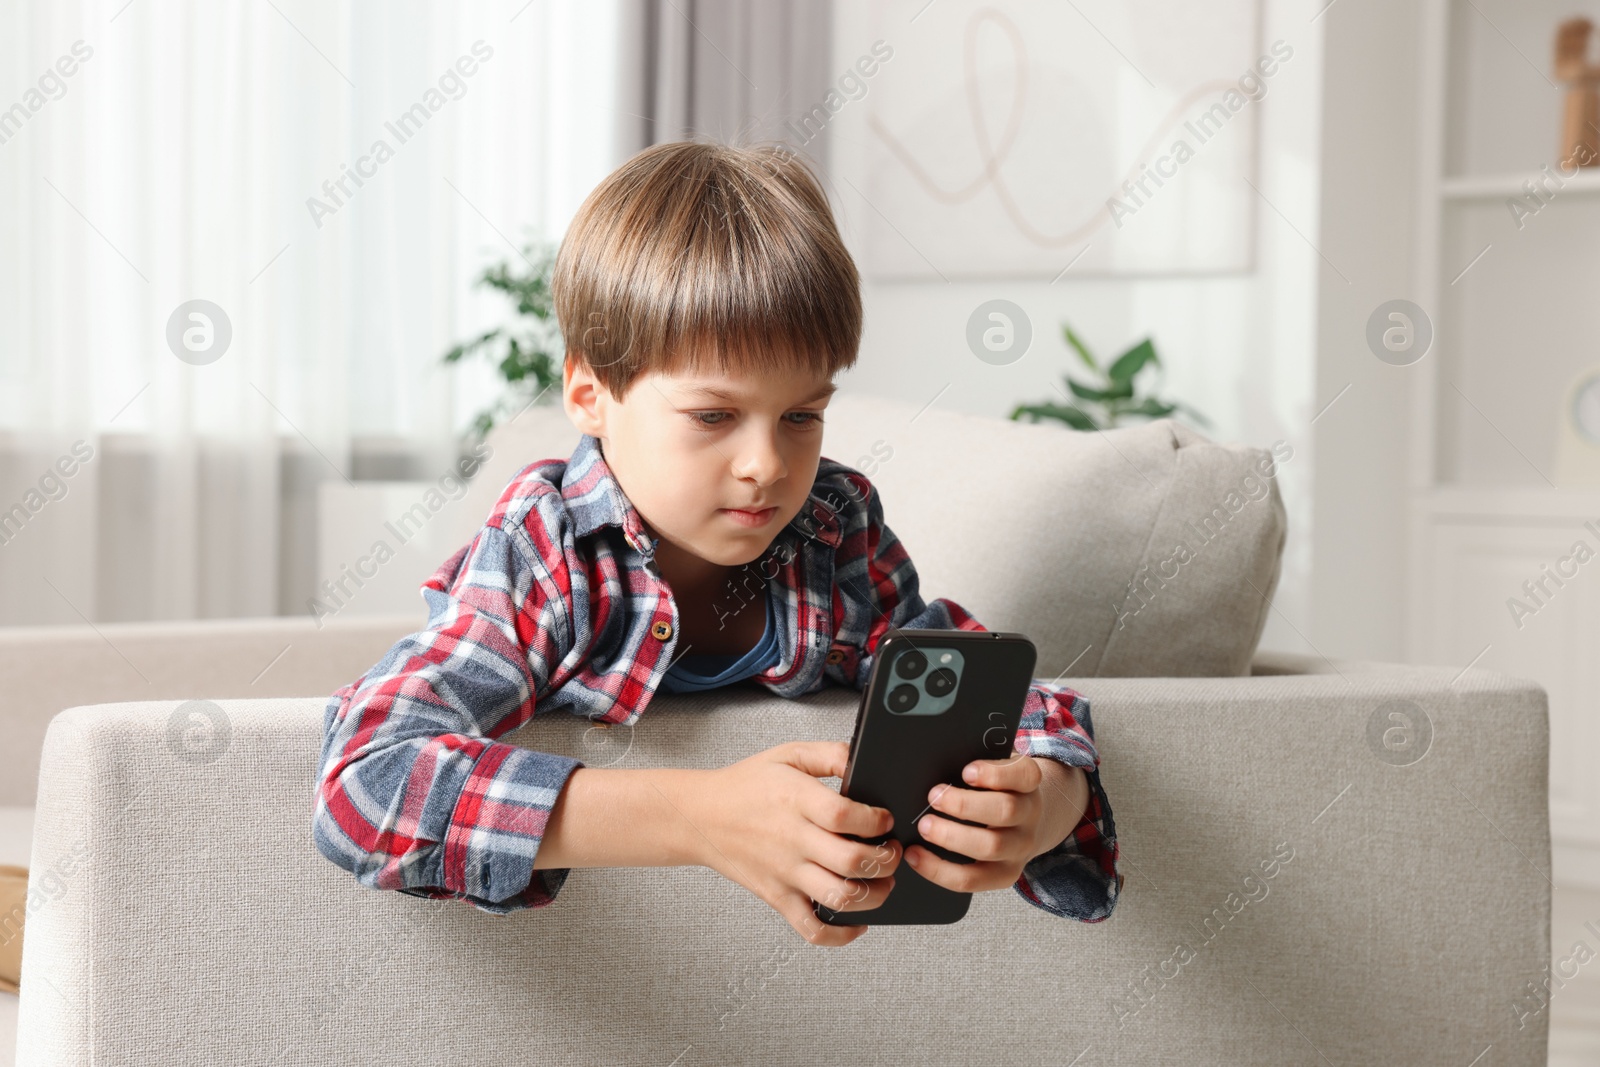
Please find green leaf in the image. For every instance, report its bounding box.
[1107,339,1157,384]
[1063,326,1098,372]
[1010,402,1101,431]
[1066,380,1114,402]
[1068,376,1133,402]
[1124,397,1177,419]
[499,339,528,382]
[441,327,503,364]
[439,235,570,436]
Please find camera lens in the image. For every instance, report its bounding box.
[895,650,927,679]
[888,683,920,713]
[925,667,957,697]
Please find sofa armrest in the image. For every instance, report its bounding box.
[0,613,419,807]
[15,658,1550,1066]
[1248,646,1452,681]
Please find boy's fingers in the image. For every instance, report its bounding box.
[962,754,1040,791]
[806,787,893,837]
[804,863,895,913]
[916,812,1008,863]
[775,740,850,779]
[772,741,892,838]
[928,783,1022,828]
[811,828,901,881]
[904,844,1000,894]
[785,892,866,946]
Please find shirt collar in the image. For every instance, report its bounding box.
[559,432,844,558]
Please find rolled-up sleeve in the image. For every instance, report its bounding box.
[312,511,584,915]
[1012,683,1123,922]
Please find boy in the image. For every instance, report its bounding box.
[313,140,1122,947]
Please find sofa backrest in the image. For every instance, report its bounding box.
[460,395,1289,679]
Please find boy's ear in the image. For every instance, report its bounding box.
[562,352,606,437]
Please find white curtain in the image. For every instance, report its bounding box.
[0,0,623,624]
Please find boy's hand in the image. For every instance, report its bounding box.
[687,741,902,948]
[903,755,1083,895]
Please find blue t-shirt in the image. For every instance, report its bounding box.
[657,584,781,694]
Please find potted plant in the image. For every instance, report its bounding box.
[1010,324,1208,432]
[441,238,565,443]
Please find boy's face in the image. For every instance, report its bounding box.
[562,353,838,588]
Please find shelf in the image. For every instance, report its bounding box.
[1441,167,1600,201]
[1416,484,1600,518]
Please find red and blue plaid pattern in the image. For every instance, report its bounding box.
[314,432,1122,921]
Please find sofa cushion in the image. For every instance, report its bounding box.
[821,398,1287,677]
[460,395,1288,678]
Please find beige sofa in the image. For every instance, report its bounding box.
[5,399,1552,1065]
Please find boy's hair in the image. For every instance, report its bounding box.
[552,140,862,401]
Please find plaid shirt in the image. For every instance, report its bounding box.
[314,432,1123,922]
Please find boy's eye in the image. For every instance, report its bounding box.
[684,411,825,429]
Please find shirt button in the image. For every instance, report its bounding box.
[826,648,844,664]
[652,620,673,640]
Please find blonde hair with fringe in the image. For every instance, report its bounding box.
[552,140,862,401]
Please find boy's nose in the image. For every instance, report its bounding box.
[732,438,787,484]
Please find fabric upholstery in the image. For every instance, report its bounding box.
[15,657,1550,1065]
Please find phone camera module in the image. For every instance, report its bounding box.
[888,683,920,713]
[883,645,964,715]
[925,667,957,697]
[894,650,927,679]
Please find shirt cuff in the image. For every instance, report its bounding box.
[1012,749,1124,923]
[431,741,585,914]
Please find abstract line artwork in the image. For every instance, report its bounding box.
[857,0,1264,278]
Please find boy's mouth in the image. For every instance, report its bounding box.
[720,506,778,528]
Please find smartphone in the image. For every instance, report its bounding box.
[812,627,1038,926]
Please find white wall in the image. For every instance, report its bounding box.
[826,0,1326,657]
[1308,0,1424,662]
